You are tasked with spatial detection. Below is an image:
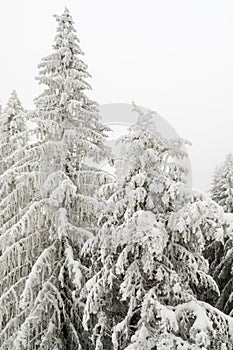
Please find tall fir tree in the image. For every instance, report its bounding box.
[81,105,233,349]
[0,9,109,350]
[210,153,233,213]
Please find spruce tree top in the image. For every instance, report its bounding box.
[34,7,108,164]
[0,90,26,176]
[1,90,24,136]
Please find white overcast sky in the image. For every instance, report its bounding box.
[0,0,232,192]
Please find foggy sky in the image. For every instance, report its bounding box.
[0,0,232,191]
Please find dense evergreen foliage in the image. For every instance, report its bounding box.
[0,7,232,350]
[210,153,233,213]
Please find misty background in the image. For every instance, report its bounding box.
[0,0,232,192]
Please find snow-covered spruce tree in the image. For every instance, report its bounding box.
[204,211,233,316]
[206,155,233,315]
[0,90,34,230]
[214,213,233,315]
[0,92,42,347]
[210,153,233,213]
[168,190,227,306]
[0,8,109,350]
[0,90,25,175]
[80,105,233,349]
